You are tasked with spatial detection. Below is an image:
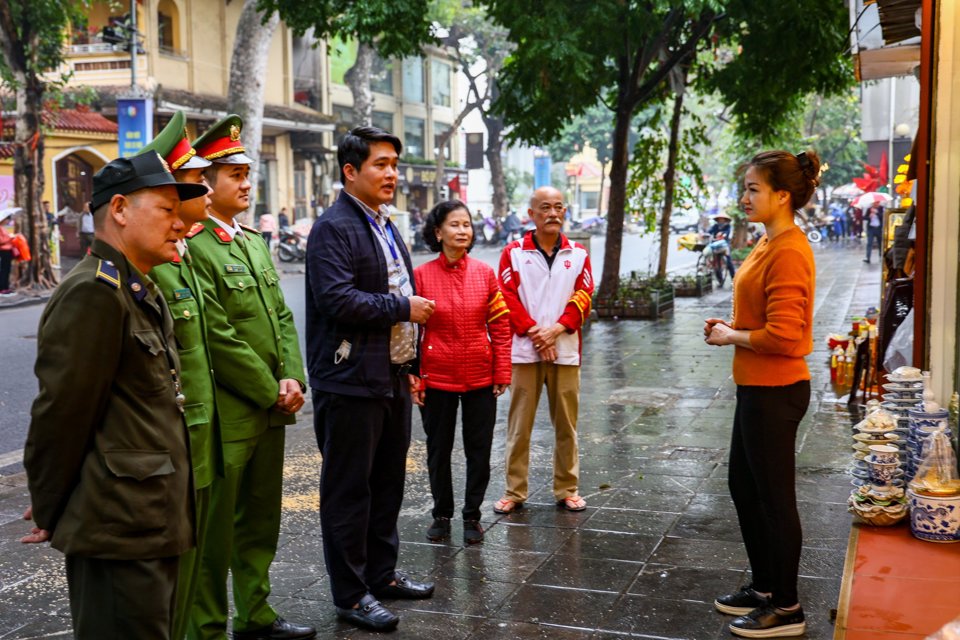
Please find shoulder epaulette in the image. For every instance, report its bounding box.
[185,222,204,239]
[238,222,261,235]
[211,226,232,244]
[95,259,120,289]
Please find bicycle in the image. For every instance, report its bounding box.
[677,232,733,288]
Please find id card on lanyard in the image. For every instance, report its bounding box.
[367,214,412,295]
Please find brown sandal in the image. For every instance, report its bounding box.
[557,495,587,511]
[493,497,523,514]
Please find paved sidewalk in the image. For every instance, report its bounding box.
[0,239,876,639]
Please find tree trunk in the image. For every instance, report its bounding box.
[345,43,375,127]
[598,104,633,299]
[226,0,279,222]
[483,79,507,217]
[0,0,55,290]
[656,84,686,279]
[14,72,55,289]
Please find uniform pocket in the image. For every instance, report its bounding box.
[131,330,171,395]
[101,449,176,534]
[221,272,259,320]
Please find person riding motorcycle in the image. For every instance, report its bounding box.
[707,211,736,280]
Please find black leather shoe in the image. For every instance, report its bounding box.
[729,604,805,638]
[463,519,484,545]
[714,585,770,616]
[233,616,317,639]
[336,594,399,632]
[426,517,451,541]
[372,571,435,600]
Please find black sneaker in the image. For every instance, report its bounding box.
[426,517,450,541]
[729,604,806,638]
[714,586,771,616]
[463,519,484,545]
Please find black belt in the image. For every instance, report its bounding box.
[391,362,413,377]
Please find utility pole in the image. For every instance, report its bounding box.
[130,0,137,91]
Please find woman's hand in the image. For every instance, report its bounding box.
[703,317,730,338]
[493,384,509,397]
[408,374,425,406]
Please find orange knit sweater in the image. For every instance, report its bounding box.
[731,225,815,386]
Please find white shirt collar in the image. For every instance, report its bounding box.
[345,191,390,223]
[211,215,244,239]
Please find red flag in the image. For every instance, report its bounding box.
[447,175,461,196]
[878,151,888,186]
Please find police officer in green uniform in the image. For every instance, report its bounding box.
[139,111,223,640]
[22,152,209,639]
[185,115,314,640]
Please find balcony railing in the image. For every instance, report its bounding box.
[67,42,117,55]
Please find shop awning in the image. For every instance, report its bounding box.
[854,45,921,81]
[876,0,921,45]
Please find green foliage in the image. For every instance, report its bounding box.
[626,99,709,233]
[483,0,721,146]
[504,166,533,207]
[546,103,617,164]
[257,0,434,59]
[0,0,88,88]
[702,0,854,143]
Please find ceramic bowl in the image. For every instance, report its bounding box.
[882,382,924,394]
[907,489,960,543]
[868,444,900,465]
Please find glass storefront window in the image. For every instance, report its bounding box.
[402,57,424,103]
[373,111,394,133]
[404,117,425,158]
[432,60,451,107]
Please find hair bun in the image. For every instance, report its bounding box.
[796,150,821,186]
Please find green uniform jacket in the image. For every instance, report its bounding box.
[150,246,222,489]
[24,239,194,559]
[186,219,304,442]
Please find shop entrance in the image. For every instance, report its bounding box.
[55,152,98,258]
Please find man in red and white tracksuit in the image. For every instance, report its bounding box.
[494,186,594,514]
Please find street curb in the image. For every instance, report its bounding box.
[0,292,53,310]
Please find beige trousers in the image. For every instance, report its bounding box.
[504,362,581,502]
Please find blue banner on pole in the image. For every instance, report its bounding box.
[117,97,153,157]
[534,154,552,189]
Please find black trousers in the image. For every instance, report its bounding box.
[313,377,411,609]
[0,248,11,290]
[66,554,179,640]
[729,380,810,608]
[865,225,883,262]
[421,386,497,521]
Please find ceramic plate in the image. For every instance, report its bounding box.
[882,382,923,393]
[885,375,924,384]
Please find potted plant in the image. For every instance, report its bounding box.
[670,273,713,297]
[594,272,674,319]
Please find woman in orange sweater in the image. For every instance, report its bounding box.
[704,150,819,639]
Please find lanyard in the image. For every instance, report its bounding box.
[366,213,401,264]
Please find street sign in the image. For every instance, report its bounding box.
[117,96,154,157]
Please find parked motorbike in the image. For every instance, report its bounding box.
[277,228,307,262]
[793,213,823,243]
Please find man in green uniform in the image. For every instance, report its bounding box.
[22,152,209,639]
[139,110,222,640]
[186,115,314,640]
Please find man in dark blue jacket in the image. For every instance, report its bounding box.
[305,126,437,632]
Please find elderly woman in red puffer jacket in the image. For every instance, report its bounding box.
[413,200,512,545]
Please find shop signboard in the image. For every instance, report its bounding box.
[117,96,154,157]
[398,163,469,188]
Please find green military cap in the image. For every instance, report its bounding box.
[193,114,254,165]
[138,111,211,171]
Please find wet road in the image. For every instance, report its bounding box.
[0,238,880,639]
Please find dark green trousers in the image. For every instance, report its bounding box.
[66,554,179,640]
[189,426,285,639]
[173,484,212,640]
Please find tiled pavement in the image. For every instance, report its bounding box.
[0,239,879,639]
